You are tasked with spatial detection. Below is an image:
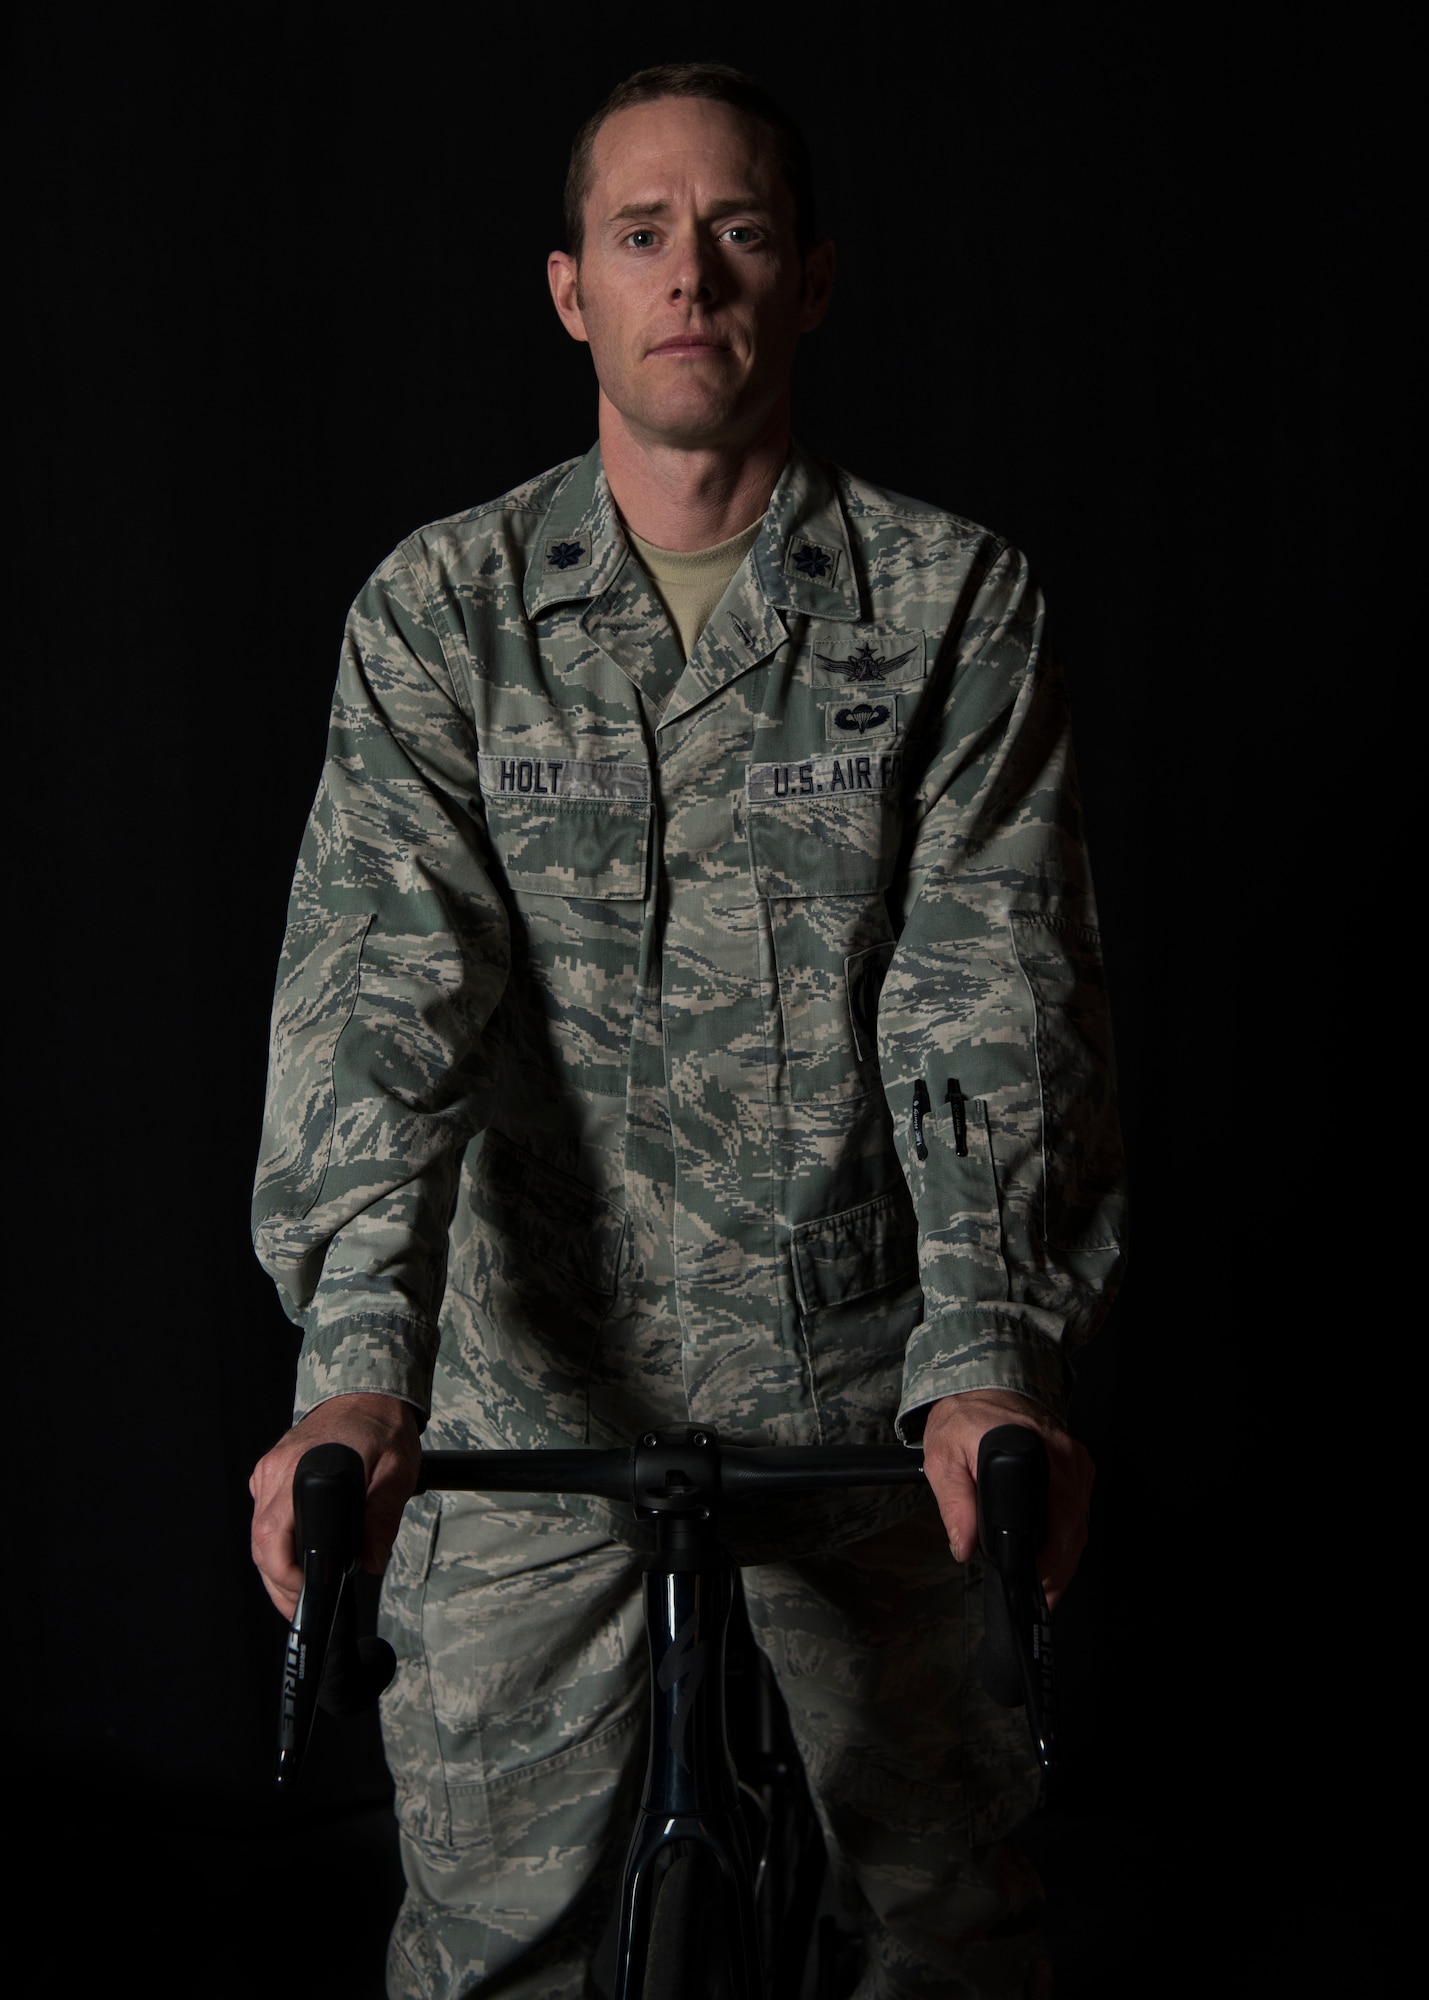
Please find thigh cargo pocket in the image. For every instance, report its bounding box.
[382,1490,648,1851]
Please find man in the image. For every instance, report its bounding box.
[250,63,1124,1999]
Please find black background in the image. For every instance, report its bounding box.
[14,5,1405,1994]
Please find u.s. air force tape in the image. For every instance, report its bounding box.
[477,754,651,802]
[746,752,902,802]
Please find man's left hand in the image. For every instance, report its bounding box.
[921,1390,1093,1610]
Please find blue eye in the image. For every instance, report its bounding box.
[625,230,657,249]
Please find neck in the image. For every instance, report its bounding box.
[598,389,790,550]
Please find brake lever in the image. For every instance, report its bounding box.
[274,1441,395,1787]
[975,1425,1055,1780]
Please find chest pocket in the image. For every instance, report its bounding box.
[478,754,650,1096]
[478,754,651,900]
[746,755,903,1100]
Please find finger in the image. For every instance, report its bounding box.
[253,1535,302,1616]
[1039,1535,1084,1608]
[253,1545,304,1608]
[361,1456,419,1576]
[1044,1502,1087,1572]
[251,1489,305,1606]
[362,1499,400,1576]
[1039,1457,1093,1600]
[260,1575,301,1620]
[931,1457,978,1564]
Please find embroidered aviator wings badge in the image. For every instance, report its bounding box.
[813,640,919,685]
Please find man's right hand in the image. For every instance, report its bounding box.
[249,1393,423,1620]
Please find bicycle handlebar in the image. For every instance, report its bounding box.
[416,1438,927,1503]
[276,1425,1057,1786]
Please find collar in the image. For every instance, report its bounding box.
[522,440,863,627]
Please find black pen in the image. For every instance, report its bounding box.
[911,1080,930,1162]
[945,1078,968,1156]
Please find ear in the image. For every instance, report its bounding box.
[547,251,589,344]
[797,238,836,334]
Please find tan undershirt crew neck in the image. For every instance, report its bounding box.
[626,516,765,663]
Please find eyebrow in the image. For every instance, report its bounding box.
[606,197,773,224]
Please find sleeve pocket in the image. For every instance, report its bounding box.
[1009,911,1123,1251]
[254,912,373,1223]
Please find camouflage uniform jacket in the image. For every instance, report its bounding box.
[253,443,1125,1534]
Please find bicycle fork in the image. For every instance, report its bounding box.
[613,1512,762,2000]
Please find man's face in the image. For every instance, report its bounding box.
[548,96,832,452]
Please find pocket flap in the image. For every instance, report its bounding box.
[746,753,902,898]
[479,755,650,899]
[791,1188,919,1316]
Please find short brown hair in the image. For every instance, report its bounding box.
[564,63,817,260]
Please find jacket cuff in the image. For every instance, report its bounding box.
[895,1303,1070,1441]
[293,1312,437,1425]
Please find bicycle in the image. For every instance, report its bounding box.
[275,1424,1054,1999]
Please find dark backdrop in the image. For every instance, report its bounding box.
[15,6,1402,1995]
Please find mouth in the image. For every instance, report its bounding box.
[647,336,730,357]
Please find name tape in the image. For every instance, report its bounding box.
[747,752,902,803]
[478,755,651,803]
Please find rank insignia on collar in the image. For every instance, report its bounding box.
[791,541,834,579]
[814,640,918,684]
[545,539,589,572]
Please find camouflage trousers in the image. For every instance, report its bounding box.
[377,1486,1045,2000]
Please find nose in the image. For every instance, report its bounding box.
[669,227,719,305]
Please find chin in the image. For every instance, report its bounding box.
[632,395,747,449]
